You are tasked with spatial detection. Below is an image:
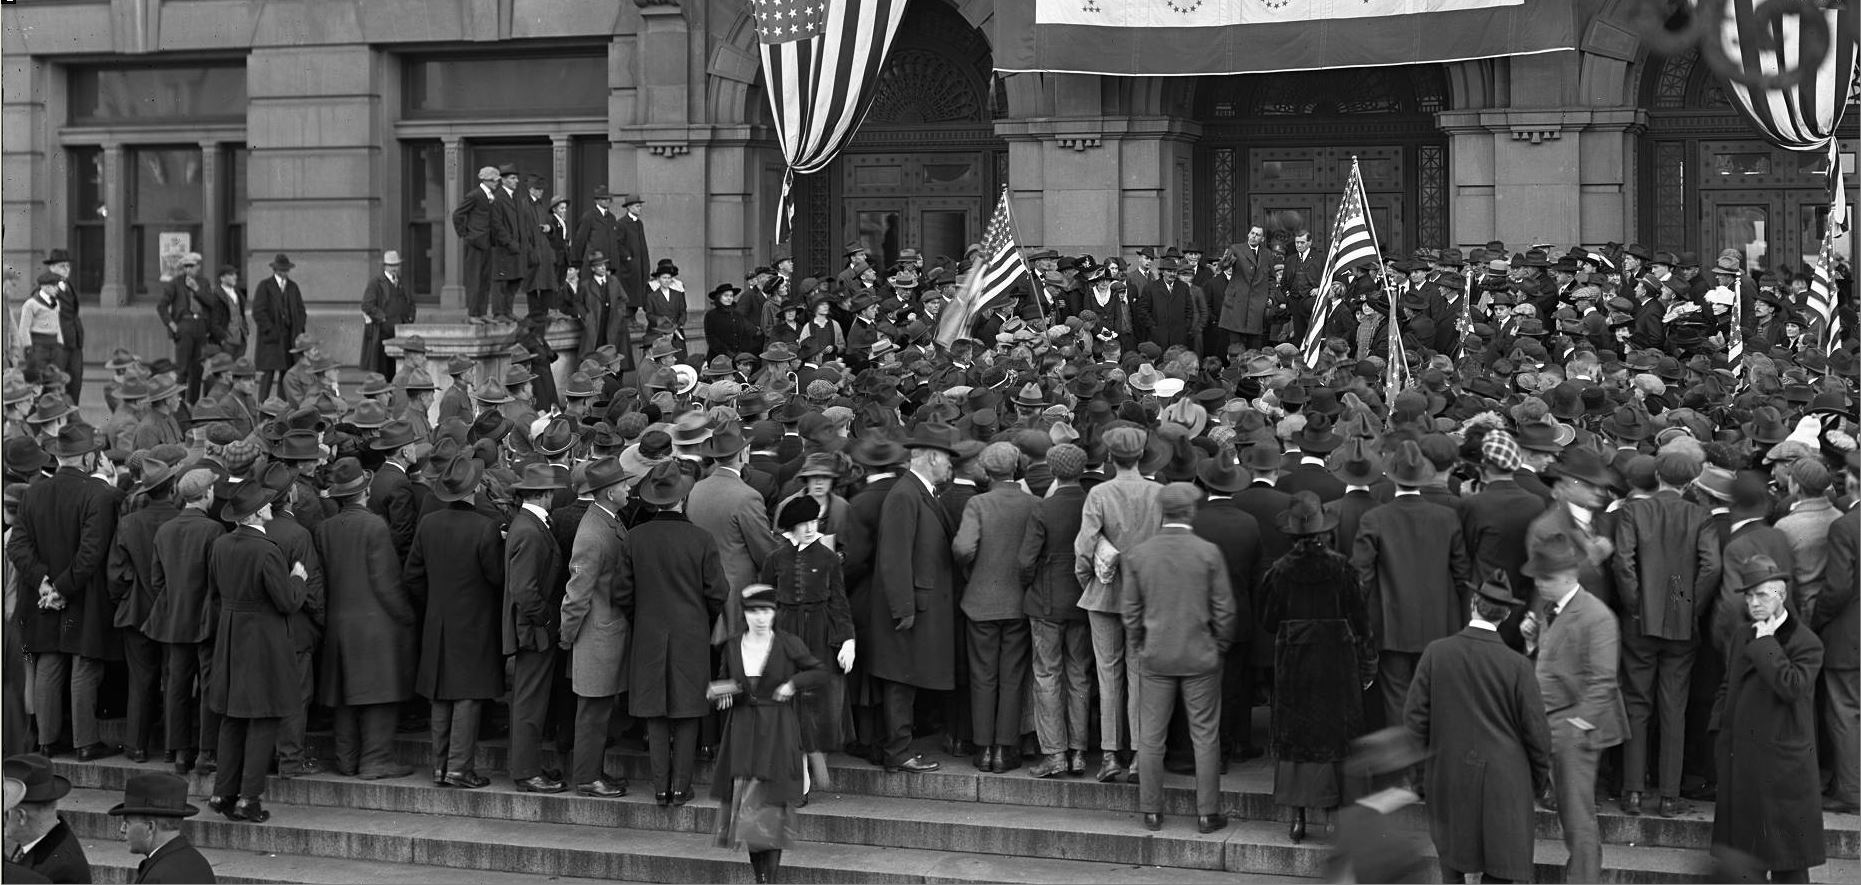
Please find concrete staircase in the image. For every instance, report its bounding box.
[51,724,1861,884]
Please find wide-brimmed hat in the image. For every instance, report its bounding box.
[581,457,632,496]
[1740,407,1791,445]
[218,478,276,522]
[431,455,484,503]
[1327,437,1384,486]
[851,436,907,468]
[1544,447,1622,493]
[1239,441,1283,473]
[290,332,320,354]
[1276,490,1338,537]
[1385,440,1433,486]
[1294,413,1343,453]
[269,253,296,271]
[106,771,199,818]
[27,393,78,424]
[1194,452,1249,494]
[324,457,372,498]
[45,423,102,458]
[696,429,749,459]
[347,400,390,429]
[511,462,569,492]
[371,420,421,452]
[2,754,71,803]
[473,380,514,404]
[903,421,961,454]
[636,459,694,507]
[1475,570,1522,606]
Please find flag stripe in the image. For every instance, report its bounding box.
[1301,161,1381,365]
[1720,0,1856,152]
[937,188,1030,347]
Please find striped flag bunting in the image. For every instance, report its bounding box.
[1300,158,1382,366]
[936,188,1033,349]
[1716,0,1856,152]
[1728,275,1746,372]
[755,0,908,243]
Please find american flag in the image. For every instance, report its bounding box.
[937,188,1032,348]
[755,0,907,243]
[1728,275,1745,371]
[1300,158,1381,365]
[1807,137,1848,350]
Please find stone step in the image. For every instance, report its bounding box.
[86,845,617,885]
[56,787,1287,885]
[55,758,1861,883]
[225,726,1861,861]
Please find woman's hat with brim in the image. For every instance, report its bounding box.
[107,771,200,818]
[636,459,694,507]
[795,452,842,479]
[1275,490,1338,537]
[740,583,779,610]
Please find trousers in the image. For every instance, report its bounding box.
[645,716,699,793]
[333,703,400,777]
[878,679,919,766]
[430,699,482,775]
[1136,669,1222,815]
[572,694,622,786]
[213,716,279,799]
[1551,724,1604,884]
[1029,619,1092,755]
[162,643,219,756]
[464,248,491,317]
[966,619,1030,747]
[32,652,104,747]
[120,631,163,752]
[1825,666,1859,805]
[275,647,315,767]
[1379,650,1422,730]
[1620,631,1695,797]
[1088,611,1142,753]
[508,646,558,781]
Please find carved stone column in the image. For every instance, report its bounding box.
[100,142,128,306]
[198,142,221,271]
[550,134,570,202]
[440,136,465,310]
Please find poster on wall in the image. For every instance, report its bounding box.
[158,232,191,281]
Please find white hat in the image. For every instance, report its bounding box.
[383,250,403,266]
[181,252,203,264]
[1153,377,1185,400]
[477,166,500,181]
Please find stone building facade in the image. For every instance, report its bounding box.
[3,0,1852,368]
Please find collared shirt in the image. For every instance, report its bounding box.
[1300,455,1326,468]
[593,500,619,521]
[1552,584,1581,617]
[1731,517,1763,534]
[1394,488,1420,498]
[1469,617,1499,632]
[1161,522,1192,531]
[865,472,896,485]
[908,468,938,495]
[1345,485,1370,494]
[246,522,268,536]
[521,501,550,526]
[712,465,742,479]
[1568,501,1593,530]
[273,274,288,291]
[18,292,61,340]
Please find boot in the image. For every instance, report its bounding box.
[1026,753,1067,779]
[1288,807,1306,844]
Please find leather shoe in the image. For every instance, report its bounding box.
[1657,796,1688,818]
[654,790,672,806]
[440,770,489,789]
[670,789,693,806]
[1288,811,1307,844]
[358,764,414,780]
[1067,750,1086,777]
[515,775,566,794]
[196,752,217,775]
[886,755,940,774]
[1141,812,1163,832]
[1197,813,1228,835]
[126,748,148,764]
[973,747,994,773]
[277,758,324,778]
[1164,756,1195,775]
[1096,758,1127,783]
[1027,753,1067,779]
[995,747,1021,772]
[576,779,627,798]
[232,798,270,823]
[207,795,233,818]
[1621,791,1643,816]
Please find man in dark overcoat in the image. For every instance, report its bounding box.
[404,455,506,788]
[259,465,326,779]
[616,461,728,802]
[489,165,527,322]
[249,253,306,401]
[1460,430,1548,652]
[503,463,568,794]
[869,423,960,773]
[570,186,620,272]
[314,460,416,780]
[1134,259,1196,350]
[1814,453,1860,815]
[1526,447,1620,611]
[6,424,120,760]
[1217,226,1274,350]
[839,437,906,762]
[614,194,651,317]
[145,469,225,773]
[1403,574,1552,884]
[1189,454,1262,761]
[452,166,499,323]
[107,457,184,762]
[205,481,307,821]
[3,753,90,883]
[360,251,414,376]
[366,421,422,563]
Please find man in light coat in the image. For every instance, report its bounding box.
[1073,425,1162,783]
[558,458,635,798]
[685,429,776,597]
[1527,531,1627,883]
[1122,483,1236,834]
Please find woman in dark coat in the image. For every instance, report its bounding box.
[1259,491,1376,844]
[711,585,832,884]
[618,461,729,805]
[1712,561,1827,882]
[205,482,306,823]
[759,496,855,761]
[704,284,762,365]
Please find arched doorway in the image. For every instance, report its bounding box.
[791,0,1005,277]
[1194,65,1450,255]
[1639,49,1856,276]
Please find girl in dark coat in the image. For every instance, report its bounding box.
[711,585,832,884]
[704,285,762,365]
[1712,562,1827,882]
[1259,491,1377,844]
[759,496,856,767]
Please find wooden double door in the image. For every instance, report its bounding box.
[1244,145,1409,255]
[836,151,998,272]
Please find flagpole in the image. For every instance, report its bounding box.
[1348,157,1404,400]
[997,186,1045,323]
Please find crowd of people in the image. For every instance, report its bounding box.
[1,216,1857,884]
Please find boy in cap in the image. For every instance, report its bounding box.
[1021,443,1093,778]
[951,442,1039,773]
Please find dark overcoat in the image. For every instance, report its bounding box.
[18,817,89,884]
[316,504,416,706]
[868,473,956,689]
[404,502,506,700]
[367,463,419,563]
[1218,244,1274,336]
[107,499,179,631]
[489,187,526,282]
[133,833,216,884]
[1352,495,1474,654]
[142,508,224,644]
[502,507,561,655]
[570,207,620,269]
[1135,278,1195,350]
[614,212,650,309]
[1403,627,1553,883]
[360,271,415,374]
[1261,538,1375,763]
[251,275,306,373]
[840,474,896,691]
[265,510,325,658]
[1711,613,1827,873]
[618,510,729,718]
[1016,483,1087,623]
[7,467,118,656]
[206,525,306,718]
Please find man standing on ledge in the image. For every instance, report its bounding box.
[615,193,650,326]
[452,166,500,325]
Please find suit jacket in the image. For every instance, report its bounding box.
[503,507,561,654]
[1135,278,1195,349]
[1190,497,1261,643]
[1776,497,1841,617]
[1277,461,1346,503]
[1218,244,1274,335]
[141,508,225,645]
[869,471,956,689]
[8,468,119,656]
[1612,489,1721,641]
[250,275,306,372]
[406,502,507,700]
[1326,489,1379,556]
[1460,478,1549,649]
[366,463,419,563]
[108,499,179,632]
[315,503,415,706]
[1535,588,1629,748]
[1525,503,1618,611]
[687,468,778,598]
[1353,495,1473,653]
[952,484,1039,622]
[560,502,630,697]
[156,275,227,344]
[265,510,325,657]
[615,213,650,307]
[18,818,89,884]
[361,272,414,367]
[1814,505,1858,670]
[1017,484,1086,622]
[1404,626,1552,882]
[1073,473,1163,614]
[451,184,494,252]
[133,834,214,884]
[1234,482,1295,570]
[1121,525,1238,676]
[570,207,621,269]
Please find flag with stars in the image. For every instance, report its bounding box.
[755,0,907,242]
[937,188,1033,348]
[1300,158,1382,365]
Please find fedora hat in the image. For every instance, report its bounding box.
[636,459,693,507]
[1521,531,1587,579]
[581,456,632,496]
[218,478,276,523]
[851,436,908,468]
[696,429,749,459]
[1125,363,1161,393]
[146,378,185,403]
[511,462,568,492]
[1386,440,1433,486]
[1327,436,1385,486]
[371,419,420,452]
[347,400,390,429]
[270,429,322,462]
[1475,570,1522,606]
[532,417,578,456]
[903,421,961,454]
[269,253,296,271]
[106,771,199,818]
[796,452,843,480]
[1195,452,1250,494]
[324,457,372,498]
[669,412,714,447]
[1544,446,1623,493]
[1239,441,1283,473]
[431,455,484,503]
[289,332,320,354]
[1740,407,1790,445]
[473,380,513,404]
[45,423,101,458]
[26,393,77,425]
[445,355,475,377]
[1276,490,1338,537]
[1295,412,1343,453]
[2,754,71,803]
[358,372,394,397]
[1513,422,1566,453]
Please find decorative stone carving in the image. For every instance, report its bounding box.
[1055,135,1102,152]
[647,142,690,157]
[1510,128,1563,145]
[865,48,984,125]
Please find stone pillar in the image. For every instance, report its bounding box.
[1437,107,1645,248]
[550,135,571,204]
[101,142,128,306]
[997,117,1200,256]
[440,137,466,310]
[198,141,221,272]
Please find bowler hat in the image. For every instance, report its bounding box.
[1275,490,1338,537]
[107,771,199,818]
[511,462,569,492]
[636,460,694,507]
